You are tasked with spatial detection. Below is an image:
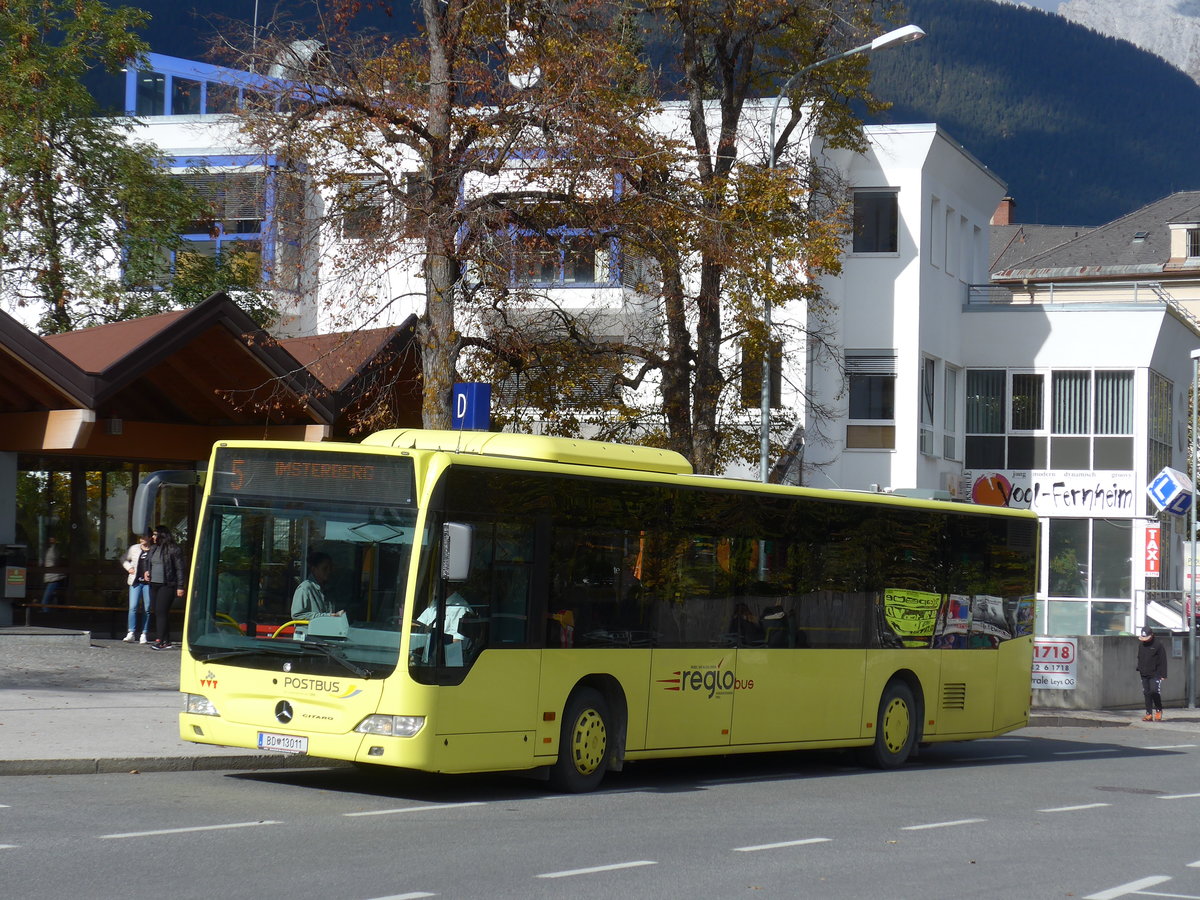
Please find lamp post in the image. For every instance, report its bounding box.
[1190,348,1199,707]
[758,24,926,483]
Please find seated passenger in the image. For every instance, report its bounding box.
[729,603,764,645]
[291,551,343,619]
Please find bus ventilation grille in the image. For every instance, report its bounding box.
[941,683,967,710]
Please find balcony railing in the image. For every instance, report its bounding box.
[967,280,1200,331]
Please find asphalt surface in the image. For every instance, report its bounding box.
[3,626,1199,777]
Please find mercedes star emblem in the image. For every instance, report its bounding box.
[275,700,294,724]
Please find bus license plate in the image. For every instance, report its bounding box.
[258,732,308,754]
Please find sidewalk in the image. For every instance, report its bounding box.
[0,627,332,776]
[3,627,1200,776]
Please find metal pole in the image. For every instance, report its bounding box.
[1190,349,1199,707]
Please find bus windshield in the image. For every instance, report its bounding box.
[186,448,420,677]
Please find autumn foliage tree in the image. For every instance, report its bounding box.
[0,0,210,333]
[231,0,651,429]
[231,0,900,475]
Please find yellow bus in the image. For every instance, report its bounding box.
[175,430,1037,791]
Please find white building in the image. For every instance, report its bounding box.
[15,52,1199,638]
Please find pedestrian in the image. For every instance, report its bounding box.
[40,535,66,607]
[1136,625,1168,721]
[146,525,186,650]
[121,532,153,643]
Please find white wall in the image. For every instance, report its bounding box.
[802,125,1005,493]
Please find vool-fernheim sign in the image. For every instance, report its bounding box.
[962,470,1136,518]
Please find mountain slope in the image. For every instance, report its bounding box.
[869,0,1200,225]
[115,0,1197,227]
[1061,0,1200,86]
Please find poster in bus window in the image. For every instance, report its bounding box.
[1011,597,1035,637]
[970,594,1011,640]
[883,589,942,646]
[929,594,968,649]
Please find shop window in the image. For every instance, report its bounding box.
[1052,370,1090,434]
[1011,373,1044,430]
[966,370,1005,434]
[1048,518,1088,598]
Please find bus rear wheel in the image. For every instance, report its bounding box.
[865,681,917,769]
[548,687,610,793]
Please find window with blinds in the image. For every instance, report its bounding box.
[846,351,896,449]
[965,368,1135,470]
[179,172,265,229]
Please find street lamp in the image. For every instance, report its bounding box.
[1190,347,1199,707]
[758,24,926,483]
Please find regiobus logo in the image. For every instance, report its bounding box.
[657,660,754,698]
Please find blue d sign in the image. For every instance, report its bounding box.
[452,383,491,431]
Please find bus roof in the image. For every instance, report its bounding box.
[362,429,694,476]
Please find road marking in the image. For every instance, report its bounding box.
[344,802,484,817]
[901,818,985,831]
[1158,792,1200,800]
[536,861,657,879]
[1038,803,1110,813]
[733,838,831,852]
[365,894,437,899]
[0,844,16,850]
[1147,744,1196,750]
[99,821,281,839]
[1083,875,1172,899]
[1189,860,1200,868]
[1052,749,1119,756]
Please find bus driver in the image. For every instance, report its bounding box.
[292,551,344,619]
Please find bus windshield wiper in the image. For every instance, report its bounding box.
[297,639,374,678]
[196,645,305,663]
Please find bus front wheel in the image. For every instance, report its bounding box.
[865,681,917,769]
[548,687,611,793]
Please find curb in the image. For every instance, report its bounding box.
[0,755,353,777]
[1029,714,1130,728]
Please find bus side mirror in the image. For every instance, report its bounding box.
[133,470,204,534]
[441,522,472,582]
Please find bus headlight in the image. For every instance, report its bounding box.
[355,715,425,737]
[185,694,220,717]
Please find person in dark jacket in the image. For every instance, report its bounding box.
[146,525,186,650]
[1136,626,1168,721]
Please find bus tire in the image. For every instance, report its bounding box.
[548,687,611,793]
[865,680,917,769]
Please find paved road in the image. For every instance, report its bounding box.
[4,726,1200,899]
